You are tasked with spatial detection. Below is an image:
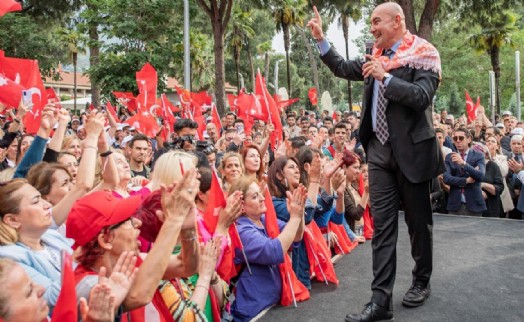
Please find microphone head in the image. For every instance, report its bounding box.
[365,40,374,55]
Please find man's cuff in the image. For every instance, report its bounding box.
[384,75,393,86]
[318,38,331,56]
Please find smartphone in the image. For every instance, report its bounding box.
[236,124,244,134]
[22,90,33,109]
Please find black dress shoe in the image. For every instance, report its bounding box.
[345,302,394,322]
[402,283,431,307]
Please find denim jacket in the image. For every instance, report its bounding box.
[0,228,72,313]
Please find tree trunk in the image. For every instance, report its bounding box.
[491,45,501,115]
[73,53,77,114]
[196,0,233,116]
[246,43,255,93]
[213,25,227,116]
[397,0,417,35]
[264,52,270,83]
[298,27,319,106]
[342,14,352,110]
[417,0,440,41]
[235,59,240,94]
[283,24,291,97]
[234,47,241,94]
[88,18,100,108]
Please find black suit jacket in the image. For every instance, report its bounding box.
[320,48,444,183]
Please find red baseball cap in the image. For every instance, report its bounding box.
[66,191,142,249]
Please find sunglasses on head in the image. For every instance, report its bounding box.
[453,136,465,141]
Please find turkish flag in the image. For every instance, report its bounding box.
[161,93,180,113]
[174,86,192,115]
[126,110,159,138]
[211,103,222,134]
[203,170,227,233]
[358,174,374,240]
[0,73,24,107]
[254,75,271,122]
[192,91,213,116]
[304,221,339,285]
[0,0,22,17]
[46,87,62,109]
[51,251,77,322]
[256,71,283,147]
[308,87,318,106]
[160,94,176,126]
[106,101,119,122]
[227,93,238,112]
[329,222,358,255]
[0,56,46,134]
[465,90,477,124]
[276,97,300,112]
[136,63,157,111]
[264,188,310,306]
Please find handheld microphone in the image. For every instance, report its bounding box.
[364,41,374,85]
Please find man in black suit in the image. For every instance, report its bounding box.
[308,3,444,322]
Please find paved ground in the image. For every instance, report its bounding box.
[258,213,524,322]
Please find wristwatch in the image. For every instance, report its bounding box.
[382,72,392,84]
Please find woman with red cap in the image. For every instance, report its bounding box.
[68,168,201,321]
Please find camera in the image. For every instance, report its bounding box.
[195,140,216,155]
[169,135,196,150]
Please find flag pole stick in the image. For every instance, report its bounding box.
[285,270,298,308]
[306,233,328,285]
[233,223,252,275]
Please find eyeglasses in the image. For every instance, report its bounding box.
[108,218,138,231]
[453,136,465,142]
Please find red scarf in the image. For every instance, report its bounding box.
[373,31,441,78]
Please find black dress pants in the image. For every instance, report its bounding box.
[367,136,433,308]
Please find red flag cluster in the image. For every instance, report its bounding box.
[465,90,481,124]
[51,251,77,322]
[0,54,46,134]
[263,188,310,306]
[308,87,318,106]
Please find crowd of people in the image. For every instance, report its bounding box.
[0,99,375,322]
[433,107,524,219]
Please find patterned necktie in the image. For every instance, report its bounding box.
[375,80,389,144]
[375,49,394,145]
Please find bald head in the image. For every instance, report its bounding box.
[377,2,405,20]
[370,2,406,49]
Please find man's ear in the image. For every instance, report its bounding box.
[2,214,20,230]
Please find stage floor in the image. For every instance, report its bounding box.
[258,213,524,322]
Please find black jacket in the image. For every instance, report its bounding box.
[320,47,444,183]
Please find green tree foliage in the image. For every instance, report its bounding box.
[448,83,461,116]
[0,13,66,78]
[273,0,308,97]
[86,0,184,97]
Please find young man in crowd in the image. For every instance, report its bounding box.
[443,128,486,216]
[127,133,151,179]
[327,122,348,158]
[323,116,334,129]
[284,113,302,139]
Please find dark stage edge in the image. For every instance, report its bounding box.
[257,213,524,322]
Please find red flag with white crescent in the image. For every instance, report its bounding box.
[0,56,46,134]
[465,90,477,123]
